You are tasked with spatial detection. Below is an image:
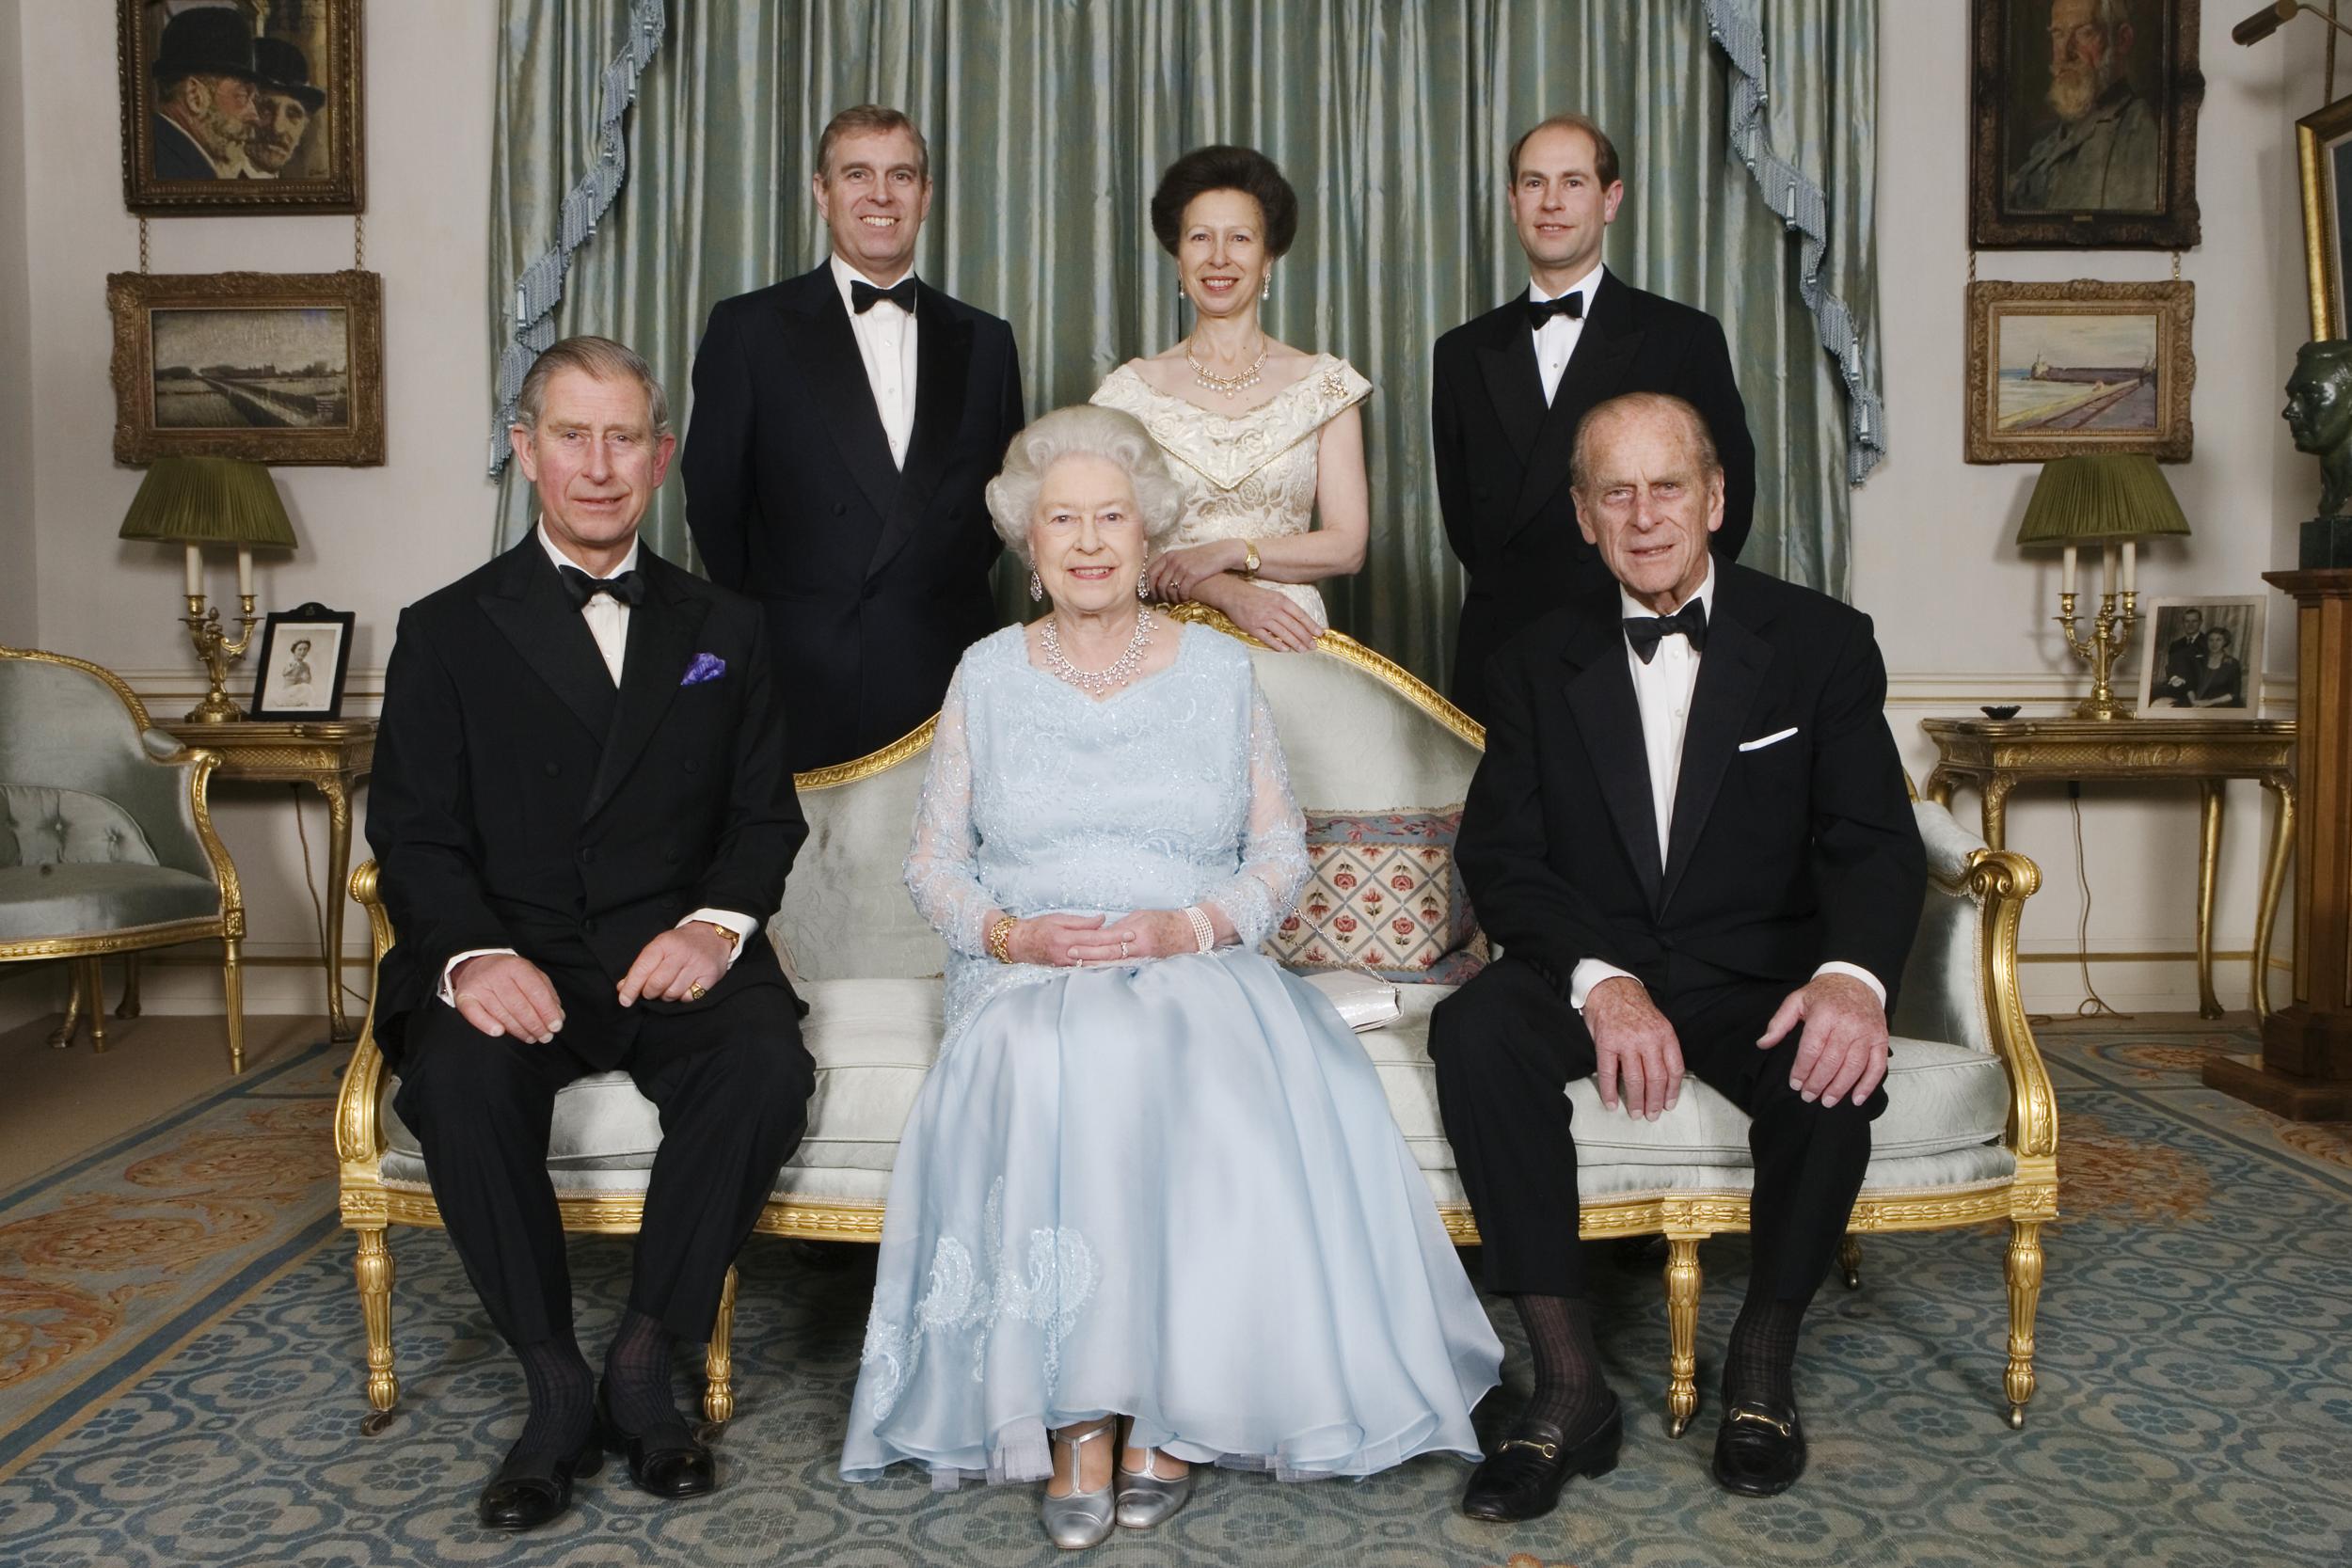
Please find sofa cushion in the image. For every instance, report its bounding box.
[1265,808,1487,983]
[0,862,218,941]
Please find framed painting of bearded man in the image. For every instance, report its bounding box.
[118,0,363,214]
[1970,0,2202,247]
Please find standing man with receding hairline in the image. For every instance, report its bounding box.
[1432,113,1755,723]
[685,104,1025,772]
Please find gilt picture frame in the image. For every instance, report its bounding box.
[2296,92,2352,340]
[1964,279,2195,464]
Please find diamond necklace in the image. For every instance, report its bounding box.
[1185,333,1269,399]
[1040,609,1155,695]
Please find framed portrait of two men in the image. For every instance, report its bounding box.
[118,0,363,214]
[1970,0,2203,248]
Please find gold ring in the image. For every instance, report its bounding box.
[687,981,707,1001]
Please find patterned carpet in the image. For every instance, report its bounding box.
[1,1025,2348,1567]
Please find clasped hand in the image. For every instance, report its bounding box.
[1006,911,1195,966]
[1144,540,1247,602]
[1581,970,1888,1120]
[450,925,732,1042]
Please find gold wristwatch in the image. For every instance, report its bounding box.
[1241,539,1262,578]
[701,921,741,953]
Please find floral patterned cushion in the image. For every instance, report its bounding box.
[1264,807,1486,984]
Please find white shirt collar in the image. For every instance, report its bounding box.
[830,253,917,315]
[1619,559,1716,626]
[537,521,639,581]
[1530,260,1607,310]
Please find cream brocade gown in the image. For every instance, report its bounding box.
[1090,354,1373,631]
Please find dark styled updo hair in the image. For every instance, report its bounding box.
[1149,145,1299,259]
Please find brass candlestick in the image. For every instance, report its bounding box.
[2057,588,2138,720]
[183,591,261,723]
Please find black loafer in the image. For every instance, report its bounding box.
[476,1431,601,1531]
[1460,1393,1623,1523]
[1710,1398,1806,1497]
[597,1383,716,1500]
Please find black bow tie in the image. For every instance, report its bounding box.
[557,563,644,609]
[1526,292,1585,329]
[1623,597,1708,663]
[850,277,917,315]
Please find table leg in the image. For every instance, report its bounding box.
[1979,776,2013,851]
[2195,780,2223,1021]
[2254,772,2296,1024]
[320,777,357,1041]
[1925,767,1958,809]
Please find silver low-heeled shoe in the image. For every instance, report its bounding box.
[1115,1447,1194,1530]
[1041,1419,1118,1550]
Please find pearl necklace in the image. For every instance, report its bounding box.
[1185,333,1269,399]
[1040,609,1155,696]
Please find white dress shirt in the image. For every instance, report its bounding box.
[1567,562,1884,1012]
[831,253,918,468]
[1531,261,1606,406]
[435,526,755,1006]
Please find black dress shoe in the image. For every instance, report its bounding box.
[1710,1397,1806,1497]
[597,1383,716,1499]
[1460,1393,1623,1523]
[476,1431,601,1531]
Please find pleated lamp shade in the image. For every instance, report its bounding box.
[2013,454,2190,547]
[117,457,297,549]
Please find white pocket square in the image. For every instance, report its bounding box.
[1738,726,1799,752]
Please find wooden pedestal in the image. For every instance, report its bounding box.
[2206,570,2352,1120]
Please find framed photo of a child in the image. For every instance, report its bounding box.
[251,602,355,720]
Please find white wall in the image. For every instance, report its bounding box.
[0,3,2322,1022]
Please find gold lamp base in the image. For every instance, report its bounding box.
[2058,589,2137,720]
[183,592,259,723]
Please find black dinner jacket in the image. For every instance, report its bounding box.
[366,537,807,1069]
[1433,273,1756,722]
[1457,563,1923,1006]
[682,264,1025,772]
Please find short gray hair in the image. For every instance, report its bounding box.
[513,335,673,438]
[985,405,1183,565]
[1569,390,1720,493]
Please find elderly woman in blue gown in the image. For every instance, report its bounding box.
[839,404,1501,1548]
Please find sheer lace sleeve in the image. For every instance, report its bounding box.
[904,667,997,956]
[1200,680,1311,949]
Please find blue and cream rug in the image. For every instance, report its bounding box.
[1,1026,2347,1567]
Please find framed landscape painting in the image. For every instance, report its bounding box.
[1964,279,2194,463]
[107,270,385,466]
[119,0,363,214]
[1969,0,2202,248]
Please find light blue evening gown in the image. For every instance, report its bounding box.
[839,624,1502,1488]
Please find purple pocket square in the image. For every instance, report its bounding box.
[681,653,727,687]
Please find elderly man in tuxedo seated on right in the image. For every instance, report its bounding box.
[1428,391,1924,1518]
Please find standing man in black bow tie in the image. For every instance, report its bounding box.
[684,104,1025,772]
[370,336,813,1530]
[1432,113,1756,723]
[1429,392,1922,1516]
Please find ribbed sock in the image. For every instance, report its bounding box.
[513,1332,595,1465]
[1722,1296,1806,1409]
[1512,1293,1613,1436]
[602,1307,690,1439]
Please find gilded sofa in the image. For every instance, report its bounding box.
[337,617,2056,1433]
[0,645,246,1069]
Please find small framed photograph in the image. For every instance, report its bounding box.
[119,0,363,214]
[2296,93,2352,339]
[1964,279,2195,464]
[250,602,355,720]
[1969,0,2203,248]
[107,269,384,466]
[2134,595,2264,718]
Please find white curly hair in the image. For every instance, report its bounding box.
[985,404,1184,566]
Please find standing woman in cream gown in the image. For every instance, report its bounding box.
[1091,146,1370,652]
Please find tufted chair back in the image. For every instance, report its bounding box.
[0,654,211,880]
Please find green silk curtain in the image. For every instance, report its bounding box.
[491,0,1879,689]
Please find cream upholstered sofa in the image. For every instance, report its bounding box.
[337,615,2057,1434]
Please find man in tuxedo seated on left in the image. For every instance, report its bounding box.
[1429,391,1924,1516]
[368,335,813,1530]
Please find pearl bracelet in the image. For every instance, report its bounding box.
[1184,905,1215,954]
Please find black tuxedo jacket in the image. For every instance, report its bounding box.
[1457,563,1922,1006]
[367,538,807,1069]
[682,265,1025,772]
[1433,275,1756,721]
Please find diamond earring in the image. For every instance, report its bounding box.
[1261,271,1271,301]
[1138,548,1151,601]
[1029,569,1043,602]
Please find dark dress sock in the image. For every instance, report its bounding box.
[1515,1293,1613,1433]
[1722,1295,1807,1408]
[603,1306,690,1439]
[516,1332,596,1463]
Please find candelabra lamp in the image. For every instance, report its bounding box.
[2014,454,2191,720]
[117,457,298,722]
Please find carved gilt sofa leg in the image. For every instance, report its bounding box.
[221,937,246,1074]
[1664,1234,1703,1437]
[2004,1219,2043,1428]
[702,1264,739,1428]
[355,1227,399,1425]
[1838,1233,1863,1291]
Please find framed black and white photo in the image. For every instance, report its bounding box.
[2134,594,2264,718]
[250,602,354,720]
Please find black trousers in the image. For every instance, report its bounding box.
[392,985,814,1348]
[1426,957,1883,1302]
